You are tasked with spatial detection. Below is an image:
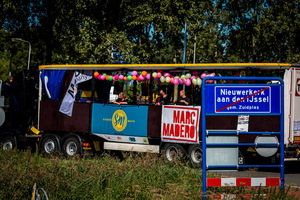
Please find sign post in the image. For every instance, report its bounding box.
[202,77,284,199]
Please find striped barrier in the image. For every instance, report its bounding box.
[207,178,280,187]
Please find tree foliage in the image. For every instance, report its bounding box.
[1,0,300,81]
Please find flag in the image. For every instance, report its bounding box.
[59,71,92,116]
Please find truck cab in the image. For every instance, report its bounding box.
[0,70,39,150]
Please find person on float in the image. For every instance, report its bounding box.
[156,89,169,105]
[174,90,190,105]
[113,92,128,105]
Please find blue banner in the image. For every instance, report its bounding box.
[205,85,281,114]
[91,104,148,137]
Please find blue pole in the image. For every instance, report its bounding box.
[280,79,285,190]
[202,79,206,200]
[183,22,187,65]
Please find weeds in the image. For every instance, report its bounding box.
[0,150,298,199]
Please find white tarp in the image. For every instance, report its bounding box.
[161,105,201,144]
[59,71,92,116]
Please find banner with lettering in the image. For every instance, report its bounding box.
[161,105,201,144]
[59,71,92,116]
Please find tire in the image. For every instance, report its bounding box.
[188,144,202,168]
[41,136,60,155]
[1,135,16,151]
[163,143,187,162]
[62,137,81,157]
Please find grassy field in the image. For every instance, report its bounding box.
[0,150,298,199]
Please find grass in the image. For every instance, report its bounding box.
[0,149,299,199]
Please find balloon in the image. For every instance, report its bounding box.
[164,73,170,77]
[160,76,165,83]
[192,78,197,85]
[173,78,179,85]
[166,76,171,83]
[124,77,127,81]
[170,77,174,84]
[209,73,216,77]
[108,76,113,81]
[94,71,99,78]
[127,75,132,81]
[132,71,138,76]
[102,73,107,76]
[200,73,207,79]
[142,71,147,77]
[152,72,157,78]
[105,75,109,80]
[183,78,187,84]
[186,73,191,79]
[132,76,137,81]
[157,72,162,78]
[146,73,150,80]
[119,75,124,80]
[139,75,145,81]
[196,78,202,86]
[193,71,198,76]
[186,79,191,86]
[178,78,183,84]
[97,75,102,80]
[114,75,119,81]
[181,75,186,79]
[119,79,124,82]
[191,76,196,80]
[174,76,179,79]
[100,75,105,80]
[137,76,141,82]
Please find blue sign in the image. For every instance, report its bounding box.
[205,85,281,114]
[91,104,148,137]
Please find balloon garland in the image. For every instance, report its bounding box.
[92,70,216,86]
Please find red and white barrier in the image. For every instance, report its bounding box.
[207,178,280,187]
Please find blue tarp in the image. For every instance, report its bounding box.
[41,70,66,100]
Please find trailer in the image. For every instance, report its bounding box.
[0,63,299,167]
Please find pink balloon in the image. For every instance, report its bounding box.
[101,75,105,80]
[98,75,102,80]
[139,75,145,81]
[164,73,170,77]
[146,73,150,80]
[157,72,162,78]
[183,78,187,84]
[114,75,119,80]
[178,78,183,85]
[173,79,178,85]
[170,77,174,84]
[200,73,207,79]
[209,73,215,77]
[186,79,191,86]
[132,71,137,76]
[119,75,124,80]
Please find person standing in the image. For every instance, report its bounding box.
[174,90,190,105]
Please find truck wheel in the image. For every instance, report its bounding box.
[63,137,80,157]
[163,143,187,162]
[1,135,16,151]
[188,144,202,167]
[41,136,59,155]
